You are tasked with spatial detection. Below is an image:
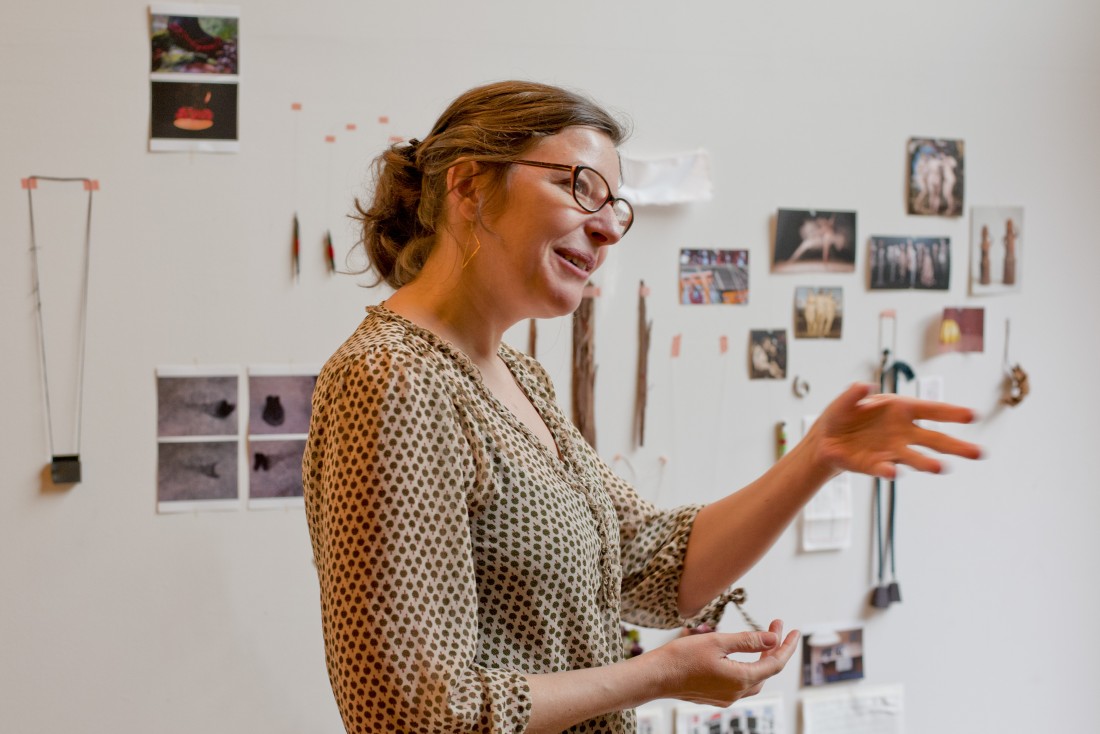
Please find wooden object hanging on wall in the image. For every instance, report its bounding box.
[633,281,652,448]
[572,285,597,449]
[527,318,537,358]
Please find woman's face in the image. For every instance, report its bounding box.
[473,126,626,320]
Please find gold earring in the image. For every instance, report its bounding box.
[462,229,482,268]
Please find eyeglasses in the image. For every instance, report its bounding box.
[511,160,634,234]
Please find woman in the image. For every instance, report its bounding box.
[303,80,981,734]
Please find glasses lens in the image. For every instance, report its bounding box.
[612,199,634,231]
[573,168,609,212]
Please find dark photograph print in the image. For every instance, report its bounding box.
[249,439,307,499]
[869,236,951,290]
[150,80,238,142]
[157,440,238,503]
[157,375,239,437]
[248,375,317,435]
[678,248,749,304]
[773,209,857,273]
[907,137,964,217]
[749,330,787,380]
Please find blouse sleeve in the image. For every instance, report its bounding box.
[303,347,531,733]
[600,463,732,631]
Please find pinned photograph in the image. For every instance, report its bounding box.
[970,206,1024,296]
[156,367,242,512]
[773,209,856,273]
[149,4,240,152]
[749,330,787,379]
[249,439,307,499]
[794,287,842,339]
[939,307,985,353]
[869,236,951,290]
[248,374,316,435]
[802,626,865,687]
[679,248,749,304]
[907,138,964,217]
[247,366,317,508]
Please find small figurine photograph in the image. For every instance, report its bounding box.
[749,330,787,379]
[794,287,843,339]
[970,206,1024,295]
[773,209,857,273]
[248,374,317,435]
[907,138,965,217]
[678,248,749,304]
[869,236,951,290]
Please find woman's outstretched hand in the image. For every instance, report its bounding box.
[811,383,983,479]
[653,620,799,707]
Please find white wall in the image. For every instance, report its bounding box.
[3,1,1099,732]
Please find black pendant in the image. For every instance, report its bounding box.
[887,581,902,603]
[870,585,892,609]
[51,454,82,484]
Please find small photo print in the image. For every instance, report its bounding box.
[939,307,985,353]
[773,209,857,273]
[150,80,239,147]
[157,440,238,502]
[249,439,307,499]
[802,626,865,687]
[794,287,843,339]
[150,8,239,75]
[249,374,316,435]
[157,375,239,437]
[679,248,749,304]
[869,236,951,290]
[749,330,787,380]
[970,206,1023,296]
[907,137,964,217]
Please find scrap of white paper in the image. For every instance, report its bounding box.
[802,684,903,734]
[675,697,784,734]
[801,415,852,551]
[619,149,712,205]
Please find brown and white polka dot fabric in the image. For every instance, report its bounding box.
[304,306,730,733]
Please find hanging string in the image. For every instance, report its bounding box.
[26,175,95,473]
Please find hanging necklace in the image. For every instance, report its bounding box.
[25,175,97,484]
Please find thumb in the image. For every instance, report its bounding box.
[716,631,778,655]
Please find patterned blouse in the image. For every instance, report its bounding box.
[304,306,729,733]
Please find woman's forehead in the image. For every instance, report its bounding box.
[529,127,618,168]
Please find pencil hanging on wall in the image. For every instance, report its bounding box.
[633,280,652,448]
[572,284,598,449]
[292,213,300,282]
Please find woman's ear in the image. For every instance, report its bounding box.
[446,160,484,224]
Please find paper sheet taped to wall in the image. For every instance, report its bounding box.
[802,684,903,734]
[620,149,712,205]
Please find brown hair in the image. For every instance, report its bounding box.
[354,80,630,288]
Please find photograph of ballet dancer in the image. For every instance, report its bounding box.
[970,206,1023,296]
[907,138,964,217]
[678,248,749,304]
[794,287,843,339]
[773,209,857,273]
[869,236,951,290]
[749,330,787,379]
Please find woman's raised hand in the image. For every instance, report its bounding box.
[810,383,983,479]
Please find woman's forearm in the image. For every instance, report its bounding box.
[677,432,835,617]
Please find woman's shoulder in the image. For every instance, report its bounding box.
[319,307,451,390]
